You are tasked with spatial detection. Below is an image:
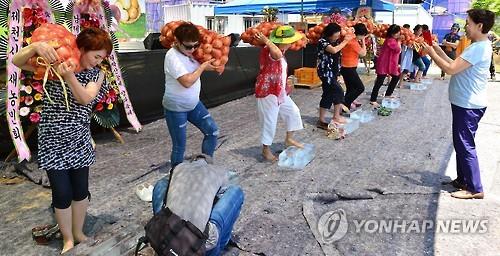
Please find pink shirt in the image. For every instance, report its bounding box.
[376,37,401,76]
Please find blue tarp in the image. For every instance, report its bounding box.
[214,0,395,15]
[429,0,471,41]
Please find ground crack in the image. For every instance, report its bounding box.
[311,188,442,203]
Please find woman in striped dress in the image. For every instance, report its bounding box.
[13,27,113,254]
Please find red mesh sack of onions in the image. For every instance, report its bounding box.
[240,22,306,51]
[160,21,231,74]
[28,23,81,81]
[240,22,282,46]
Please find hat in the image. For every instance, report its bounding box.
[269,25,304,44]
[451,23,460,31]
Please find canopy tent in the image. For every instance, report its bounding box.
[214,0,395,15]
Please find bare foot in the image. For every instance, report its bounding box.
[285,138,304,149]
[61,239,74,254]
[370,101,380,108]
[333,116,347,124]
[262,147,277,162]
[73,232,88,244]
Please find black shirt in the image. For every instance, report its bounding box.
[317,38,340,84]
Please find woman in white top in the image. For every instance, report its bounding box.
[163,22,219,168]
[422,9,495,199]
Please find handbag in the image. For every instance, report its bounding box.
[135,166,209,256]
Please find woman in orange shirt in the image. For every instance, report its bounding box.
[340,23,368,111]
[456,35,471,56]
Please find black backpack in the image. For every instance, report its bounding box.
[135,166,209,256]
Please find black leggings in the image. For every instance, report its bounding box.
[370,74,399,102]
[341,67,365,108]
[319,77,344,109]
[46,167,90,209]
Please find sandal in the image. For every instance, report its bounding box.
[451,190,484,199]
[135,183,154,202]
[32,224,61,245]
[441,179,467,190]
[316,120,329,130]
[341,104,350,114]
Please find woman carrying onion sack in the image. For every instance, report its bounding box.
[370,24,402,107]
[340,23,368,112]
[316,23,354,129]
[163,22,220,169]
[254,25,305,162]
[13,27,113,254]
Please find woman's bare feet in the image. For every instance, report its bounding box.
[73,232,88,244]
[61,239,74,254]
[285,138,304,148]
[370,101,380,108]
[333,116,347,124]
[262,146,277,162]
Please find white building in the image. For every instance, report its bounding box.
[375,4,433,30]
[163,2,264,35]
[162,1,296,35]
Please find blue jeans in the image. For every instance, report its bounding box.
[421,56,431,76]
[413,57,425,71]
[164,102,219,167]
[152,178,244,255]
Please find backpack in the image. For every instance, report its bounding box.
[136,155,225,256]
[135,206,208,256]
[135,159,210,256]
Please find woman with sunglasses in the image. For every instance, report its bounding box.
[163,22,220,169]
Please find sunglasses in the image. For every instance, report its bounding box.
[181,42,200,50]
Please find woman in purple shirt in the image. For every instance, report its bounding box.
[370,24,401,107]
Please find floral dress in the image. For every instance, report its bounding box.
[317,38,340,84]
[38,67,108,170]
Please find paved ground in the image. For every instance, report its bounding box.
[0,67,499,256]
